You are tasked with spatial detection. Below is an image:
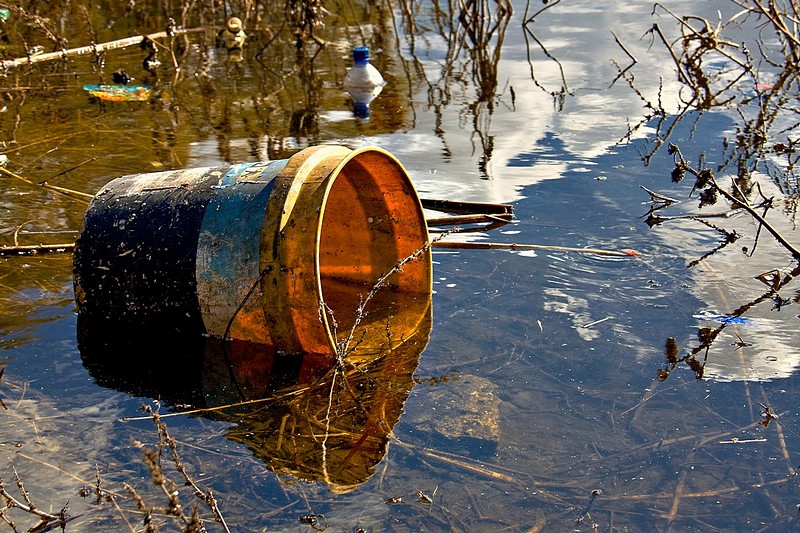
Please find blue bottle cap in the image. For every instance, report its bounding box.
[353,46,370,63]
[353,101,370,118]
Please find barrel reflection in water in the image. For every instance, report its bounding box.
[79,293,431,493]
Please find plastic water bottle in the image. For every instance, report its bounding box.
[344,46,386,118]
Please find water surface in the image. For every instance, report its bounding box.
[1,1,799,531]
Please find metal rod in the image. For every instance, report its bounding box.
[431,240,639,257]
[421,198,513,215]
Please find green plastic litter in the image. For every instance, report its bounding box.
[0,9,10,22]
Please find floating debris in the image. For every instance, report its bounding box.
[112,69,133,85]
[83,84,151,102]
[344,46,386,118]
[218,17,247,50]
[693,311,756,326]
[1,27,198,71]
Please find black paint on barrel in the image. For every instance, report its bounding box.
[73,171,221,336]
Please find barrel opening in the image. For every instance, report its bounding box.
[318,149,431,350]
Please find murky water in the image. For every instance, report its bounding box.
[1,1,799,531]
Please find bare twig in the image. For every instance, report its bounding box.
[644,22,693,87]
[609,31,638,87]
[0,469,67,529]
[640,184,679,204]
[0,167,93,203]
[43,157,97,182]
[523,0,561,24]
[0,243,75,256]
[142,404,231,533]
[669,144,800,260]
[0,28,202,72]
[612,31,638,64]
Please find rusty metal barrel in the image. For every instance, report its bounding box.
[73,145,432,356]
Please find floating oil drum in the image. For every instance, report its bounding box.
[73,145,432,356]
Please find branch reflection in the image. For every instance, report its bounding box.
[399,0,512,178]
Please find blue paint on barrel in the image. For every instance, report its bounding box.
[196,161,285,340]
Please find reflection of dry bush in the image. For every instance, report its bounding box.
[523,0,572,108]
[665,143,800,260]
[649,142,800,381]
[619,2,800,381]
[286,0,328,47]
[397,0,514,178]
[631,0,800,276]
[0,403,230,532]
[619,1,800,205]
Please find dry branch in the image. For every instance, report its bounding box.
[141,403,231,533]
[0,243,75,256]
[0,28,202,72]
[0,167,93,203]
[0,468,67,530]
[669,144,800,260]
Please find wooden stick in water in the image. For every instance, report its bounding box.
[0,167,93,202]
[0,27,201,71]
[426,213,513,226]
[432,240,639,257]
[421,198,513,215]
[0,243,75,256]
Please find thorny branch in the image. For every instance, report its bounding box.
[667,143,800,260]
[0,468,68,532]
[139,403,231,533]
[325,232,449,364]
